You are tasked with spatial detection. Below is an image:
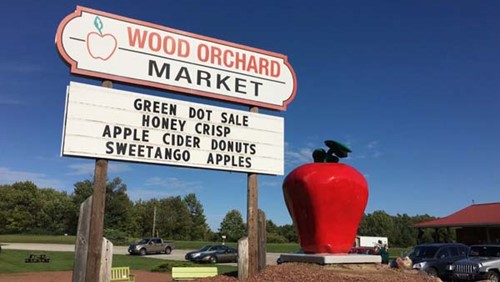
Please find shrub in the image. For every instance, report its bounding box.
[266,233,288,243]
[151,261,193,272]
[104,229,129,246]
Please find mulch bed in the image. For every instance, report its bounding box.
[0,264,442,282]
[0,270,171,282]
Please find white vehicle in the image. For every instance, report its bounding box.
[355,236,388,248]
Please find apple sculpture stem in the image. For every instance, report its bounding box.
[283,140,368,254]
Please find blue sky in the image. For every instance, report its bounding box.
[1,0,499,231]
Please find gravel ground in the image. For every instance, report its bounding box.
[0,263,441,282]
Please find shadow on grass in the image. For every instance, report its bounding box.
[221,271,238,278]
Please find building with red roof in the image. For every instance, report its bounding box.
[414,202,500,245]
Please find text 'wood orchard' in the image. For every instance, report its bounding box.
[62,82,284,175]
[56,6,297,111]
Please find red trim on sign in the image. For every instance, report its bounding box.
[55,6,297,111]
[282,57,298,110]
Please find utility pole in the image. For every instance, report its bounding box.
[152,206,157,237]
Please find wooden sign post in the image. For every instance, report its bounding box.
[247,106,259,276]
[258,209,267,271]
[84,81,112,282]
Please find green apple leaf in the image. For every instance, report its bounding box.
[94,16,104,35]
[325,140,351,158]
[313,140,351,163]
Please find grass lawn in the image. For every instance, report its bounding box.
[0,234,76,245]
[0,249,236,274]
[0,250,74,273]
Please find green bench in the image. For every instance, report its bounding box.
[172,267,218,281]
[110,266,135,282]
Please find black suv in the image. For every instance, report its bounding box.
[407,243,469,280]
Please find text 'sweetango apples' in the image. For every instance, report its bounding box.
[283,140,368,254]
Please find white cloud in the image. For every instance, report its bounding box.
[0,98,21,105]
[128,188,179,201]
[365,140,383,158]
[206,213,226,231]
[0,63,44,73]
[143,176,202,193]
[261,180,282,187]
[285,144,313,166]
[367,141,378,149]
[67,162,131,176]
[127,176,203,202]
[66,163,94,176]
[0,167,65,189]
[108,163,132,173]
[283,139,385,165]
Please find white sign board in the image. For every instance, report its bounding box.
[62,82,284,175]
[56,6,297,111]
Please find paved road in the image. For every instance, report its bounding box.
[1,243,281,265]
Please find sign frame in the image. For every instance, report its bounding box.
[62,82,284,175]
[56,6,297,111]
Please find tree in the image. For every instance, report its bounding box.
[413,214,440,244]
[183,193,210,240]
[358,210,394,239]
[155,196,192,240]
[278,224,298,243]
[265,220,288,243]
[72,180,94,206]
[104,178,133,231]
[219,209,246,242]
[69,177,132,233]
[266,220,279,234]
[0,182,42,233]
[37,188,74,234]
[127,199,153,237]
[0,182,73,234]
[392,213,417,247]
[67,179,94,234]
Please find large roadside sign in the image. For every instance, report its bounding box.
[62,82,284,175]
[56,6,297,111]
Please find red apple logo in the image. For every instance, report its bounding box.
[86,16,117,61]
[282,140,368,254]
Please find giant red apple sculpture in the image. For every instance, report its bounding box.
[283,140,368,254]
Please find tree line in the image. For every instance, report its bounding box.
[0,179,442,247]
